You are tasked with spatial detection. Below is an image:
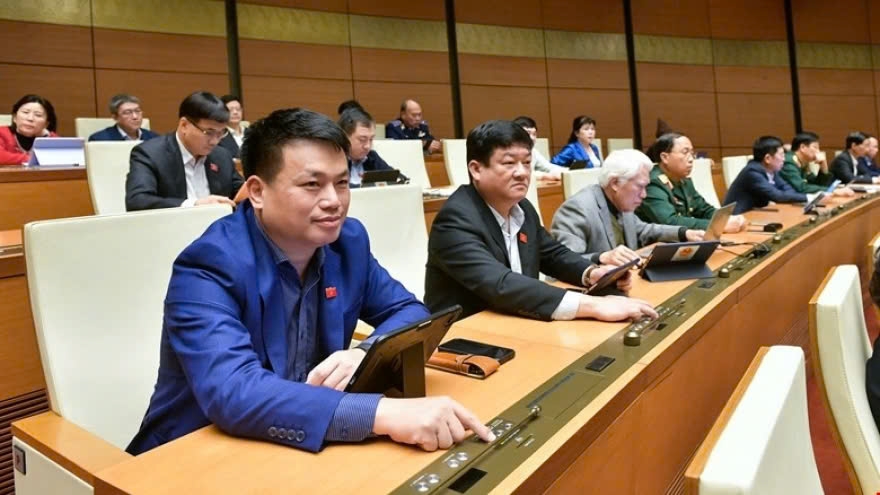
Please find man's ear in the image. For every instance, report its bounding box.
[246,176,266,209]
[467,160,482,183]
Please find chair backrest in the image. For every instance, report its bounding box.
[372,139,430,188]
[86,141,141,215]
[526,174,542,226]
[0,114,11,126]
[811,264,880,494]
[722,155,750,187]
[75,117,152,138]
[25,205,231,449]
[348,184,427,300]
[562,169,602,199]
[535,138,550,158]
[691,158,720,208]
[374,124,386,140]
[606,138,633,154]
[686,346,823,495]
[442,139,469,187]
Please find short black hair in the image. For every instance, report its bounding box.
[752,135,784,163]
[338,108,374,135]
[220,94,242,106]
[646,132,684,163]
[466,120,533,173]
[846,131,868,150]
[791,132,819,152]
[568,115,597,143]
[11,94,57,133]
[337,99,364,115]
[512,116,537,130]
[179,91,229,123]
[241,108,350,183]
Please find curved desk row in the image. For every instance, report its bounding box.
[84,194,880,495]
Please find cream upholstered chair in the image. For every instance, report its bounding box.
[606,138,633,154]
[535,137,550,158]
[691,158,720,208]
[810,264,880,495]
[86,141,141,215]
[374,124,386,139]
[12,205,231,495]
[442,139,469,187]
[685,346,823,495]
[0,113,11,126]
[722,155,750,187]
[348,184,427,300]
[372,139,430,188]
[561,169,602,200]
[74,117,152,139]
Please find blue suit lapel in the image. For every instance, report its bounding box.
[318,247,345,353]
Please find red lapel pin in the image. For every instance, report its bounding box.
[519,232,528,243]
[209,163,219,172]
[325,287,337,299]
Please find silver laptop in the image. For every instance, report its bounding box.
[703,203,736,243]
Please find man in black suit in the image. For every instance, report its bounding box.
[338,108,406,187]
[723,135,814,214]
[831,131,879,184]
[424,120,657,322]
[126,91,243,211]
[88,94,158,142]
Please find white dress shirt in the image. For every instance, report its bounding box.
[487,203,583,320]
[176,133,210,207]
[117,125,141,141]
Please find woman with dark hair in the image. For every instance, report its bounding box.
[0,94,58,165]
[551,115,602,168]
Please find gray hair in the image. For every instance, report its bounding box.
[109,94,141,115]
[598,149,653,187]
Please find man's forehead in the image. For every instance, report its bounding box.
[492,145,531,157]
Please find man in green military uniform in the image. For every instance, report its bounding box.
[779,132,854,196]
[637,133,746,231]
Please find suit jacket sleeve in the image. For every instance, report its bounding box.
[163,242,353,452]
[551,144,577,166]
[744,167,806,204]
[428,204,571,321]
[535,223,593,286]
[125,144,185,210]
[385,123,403,140]
[550,194,603,261]
[831,154,873,184]
[637,183,711,229]
[633,214,681,246]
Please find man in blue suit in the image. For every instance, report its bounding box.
[127,108,493,455]
[88,94,158,142]
[723,135,816,214]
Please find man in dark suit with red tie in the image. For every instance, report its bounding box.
[125,91,244,211]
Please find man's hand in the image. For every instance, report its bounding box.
[576,294,658,321]
[428,140,442,153]
[723,215,747,233]
[685,229,705,242]
[373,396,495,451]
[598,245,641,266]
[305,348,366,391]
[872,176,880,185]
[816,154,828,173]
[833,186,856,197]
[195,195,235,207]
[588,265,633,294]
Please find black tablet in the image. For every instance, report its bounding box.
[569,160,588,170]
[361,169,401,187]
[586,257,640,295]
[345,305,461,398]
[803,191,826,214]
[639,240,720,282]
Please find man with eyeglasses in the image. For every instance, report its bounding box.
[126,91,243,211]
[89,93,159,142]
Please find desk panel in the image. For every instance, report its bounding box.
[91,196,880,494]
[0,166,93,231]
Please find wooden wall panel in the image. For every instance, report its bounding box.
[354,82,454,139]
[541,1,625,32]
[636,63,715,92]
[243,76,354,123]
[241,40,352,80]
[239,0,348,12]
[548,88,633,151]
[95,70,229,133]
[93,29,227,74]
[347,0,444,20]
[460,85,551,135]
[709,0,787,40]
[0,20,93,67]
[797,68,875,95]
[716,93,795,147]
[458,54,547,87]
[0,64,96,136]
[801,95,879,142]
[546,59,629,89]
[639,91,720,148]
[456,0,543,28]
[714,66,791,94]
[631,0,711,37]
[351,47,449,83]
[791,0,871,43]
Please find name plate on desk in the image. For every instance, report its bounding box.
[27,138,85,167]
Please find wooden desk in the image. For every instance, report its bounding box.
[93,195,880,494]
[422,182,564,232]
[0,166,93,231]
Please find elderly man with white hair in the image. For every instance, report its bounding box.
[551,149,704,266]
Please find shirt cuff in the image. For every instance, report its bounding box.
[324,393,383,443]
[551,290,581,321]
[678,226,688,242]
[181,198,196,208]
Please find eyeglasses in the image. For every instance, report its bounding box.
[186,118,228,140]
[119,108,143,117]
